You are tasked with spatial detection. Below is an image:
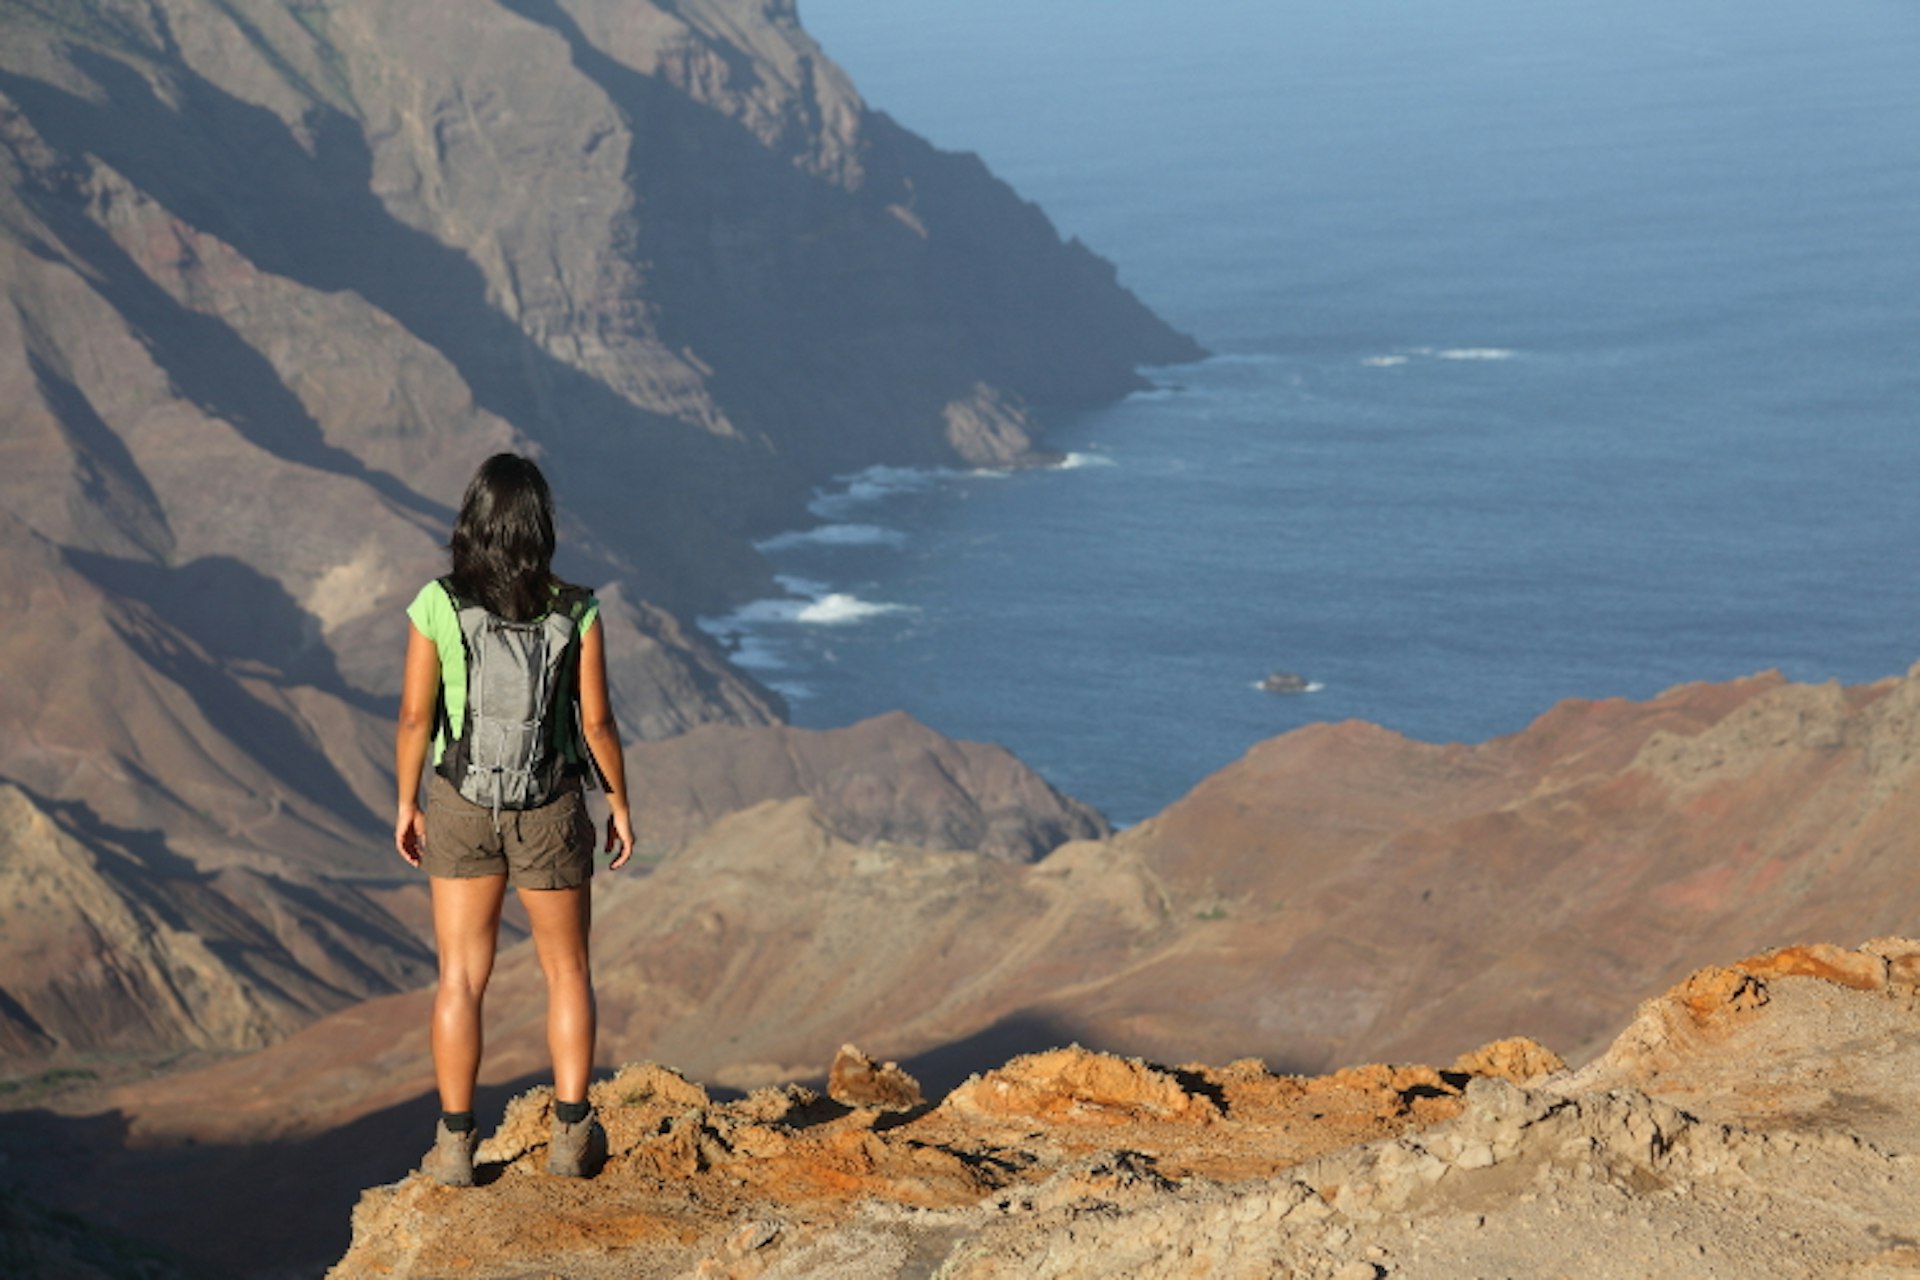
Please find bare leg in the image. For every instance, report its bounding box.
[519,883,595,1101]
[430,874,508,1113]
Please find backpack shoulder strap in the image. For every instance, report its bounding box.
[551,583,592,621]
[547,584,606,792]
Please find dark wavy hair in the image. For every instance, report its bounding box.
[447,454,568,621]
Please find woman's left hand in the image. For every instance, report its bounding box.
[395,803,427,867]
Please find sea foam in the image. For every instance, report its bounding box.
[702,575,912,634]
[1430,347,1518,361]
[796,593,911,624]
[755,523,907,552]
[808,464,972,520]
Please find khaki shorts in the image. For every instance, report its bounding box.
[423,773,595,890]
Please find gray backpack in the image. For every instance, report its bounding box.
[434,578,595,819]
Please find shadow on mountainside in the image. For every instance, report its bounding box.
[68,549,386,714]
[0,1081,499,1278]
[12,789,435,1051]
[103,605,385,832]
[0,47,767,610]
[22,351,174,561]
[0,65,442,528]
[496,0,1200,473]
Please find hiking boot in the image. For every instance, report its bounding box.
[422,1118,478,1187]
[546,1109,607,1178]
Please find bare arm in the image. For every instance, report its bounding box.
[577,617,635,869]
[394,621,440,866]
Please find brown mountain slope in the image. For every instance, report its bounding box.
[1082,666,1920,1070]
[0,781,432,1060]
[96,666,1920,1142]
[620,709,1112,863]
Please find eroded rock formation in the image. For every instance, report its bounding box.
[326,941,1920,1279]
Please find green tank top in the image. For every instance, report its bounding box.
[406,580,600,766]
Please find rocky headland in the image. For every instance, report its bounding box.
[0,0,1195,1081]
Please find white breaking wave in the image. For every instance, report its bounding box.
[700,575,913,636]
[796,593,911,624]
[1367,346,1519,368]
[688,616,790,671]
[754,523,907,552]
[807,464,971,520]
[723,636,788,672]
[1201,351,1284,367]
[1055,451,1118,470]
[766,680,816,702]
[775,573,832,598]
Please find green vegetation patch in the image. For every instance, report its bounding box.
[0,1066,99,1100]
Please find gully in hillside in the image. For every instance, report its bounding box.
[394,453,636,1185]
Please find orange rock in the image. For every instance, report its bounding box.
[1737,943,1888,992]
[941,1047,1220,1126]
[1674,965,1771,1025]
[1452,1037,1566,1083]
[826,1044,925,1112]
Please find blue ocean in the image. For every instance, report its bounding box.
[712,0,1920,825]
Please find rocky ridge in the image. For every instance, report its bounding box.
[57,664,1920,1122]
[328,940,1920,1278]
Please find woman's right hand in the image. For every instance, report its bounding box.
[605,808,635,871]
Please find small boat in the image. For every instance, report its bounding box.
[1259,671,1313,694]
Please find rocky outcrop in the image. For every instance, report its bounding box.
[825,1044,923,1112]
[322,942,1920,1279]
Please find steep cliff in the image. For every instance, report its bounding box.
[0,0,1193,1069]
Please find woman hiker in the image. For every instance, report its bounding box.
[394,453,635,1185]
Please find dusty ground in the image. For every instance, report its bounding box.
[331,941,1920,1279]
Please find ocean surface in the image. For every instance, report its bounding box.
[712,0,1920,825]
